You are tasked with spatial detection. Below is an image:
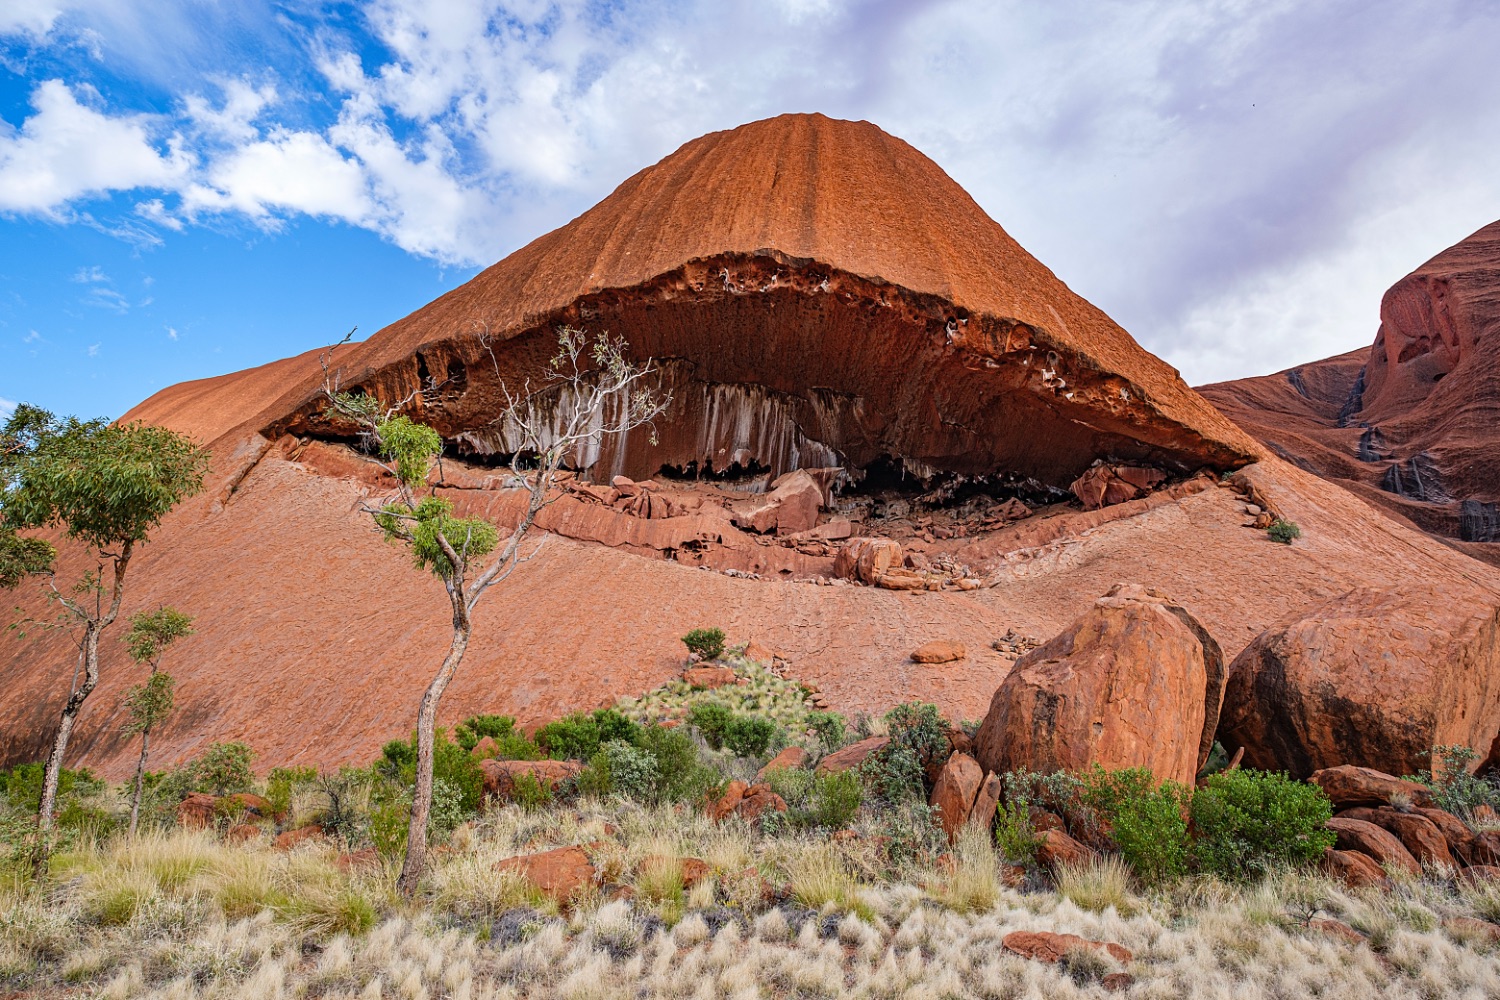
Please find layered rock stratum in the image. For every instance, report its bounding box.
[5,114,1499,779]
[1201,219,1500,565]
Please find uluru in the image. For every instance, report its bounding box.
[5,113,1497,785]
[10,4,1500,990]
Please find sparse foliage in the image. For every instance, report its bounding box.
[120,607,193,836]
[681,627,726,660]
[0,404,206,872]
[320,325,668,896]
[1267,518,1301,544]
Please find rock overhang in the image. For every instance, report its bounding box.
[274,248,1255,495]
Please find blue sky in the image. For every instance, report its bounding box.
[4,1,1500,424]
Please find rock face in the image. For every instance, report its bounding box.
[1219,588,1500,777]
[973,584,1226,786]
[1200,219,1500,562]
[9,118,1500,781]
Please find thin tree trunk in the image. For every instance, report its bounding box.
[396,594,472,897]
[35,542,131,877]
[128,727,151,838]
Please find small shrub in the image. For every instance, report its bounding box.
[863,702,949,801]
[805,710,847,750]
[688,702,734,749]
[264,766,317,819]
[1190,768,1335,880]
[584,741,660,801]
[536,708,642,762]
[1080,766,1190,885]
[875,800,946,871]
[377,728,484,816]
[723,715,777,758]
[682,627,726,660]
[453,714,518,751]
[3,762,105,812]
[810,770,863,829]
[1414,744,1500,817]
[635,725,721,804]
[994,800,1043,864]
[186,742,257,797]
[1267,519,1301,544]
[509,772,552,810]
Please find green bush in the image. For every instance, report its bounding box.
[453,714,518,751]
[377,728,484,816]
[2,762,104,812]
[688,702,735,749]
[510,772,553,810]
[682,627,726,660]
[185,742,257,797]
[1080,766,1190,885]
[1267,519,1301,544]
[265,766,317,819]
[723,716,777,758]
[536,708,642,762]
[634,724,720,804]
[994,800,1043,864]
[805,711,847,750]
[863,702,950,801]
[1190,768,1335,880]
[810,770,862,829]
[581,740,660,801]
[1414,744,1500,816]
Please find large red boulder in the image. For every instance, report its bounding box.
[833,538,904,586]
[1308,766,1435,809]
[1321,848,1390,889]
[495,845,598,903]
[816,736,889,774]
[973,584,1226,786]
[176,793,218,830]
[1336,808,1453,868]
[733,469,824,534]
[1326,817,1421,876]
[928,753,984,841]
[1070,462,1166,510]
[1220,587,1500,778]
[1002,931,1131,965]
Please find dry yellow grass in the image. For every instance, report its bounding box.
[2,798,1500,998]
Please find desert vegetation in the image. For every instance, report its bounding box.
[4,637,1500,997]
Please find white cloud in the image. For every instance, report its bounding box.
[23,330,40,343]
[0,79,191,215]
[182,127,373,225]
[0,396,16,418]
[166,326,177,340]
[71,264,107,282]
[0,0,68,39]
[86,342,99,356]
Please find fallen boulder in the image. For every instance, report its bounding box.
[973,584,1226,786]
[1070,462,1166,510]
[177,793,218,830]
[1321,848,1391,889]
[495,845,598,904]
[834,538,903,585]
[1036,829,1096,868]
[1308,766,1435,809]
[929,752,984,841]
[755,746,807,783]
[911,640,967,664]
[816,736,889,774]
[1002,930,1131,964]
[1416,807,1497,866]
[1336,807,1453,867]
[733,469,823,534]
[1326,817,1421,876]
[1219,587,1500,778]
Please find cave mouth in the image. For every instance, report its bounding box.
[656,458,775,488]
[287,255,1251,496]
[840,454,1070,509]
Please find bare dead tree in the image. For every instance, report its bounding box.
[321,325,668,896]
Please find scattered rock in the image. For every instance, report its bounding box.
[1035,829,1096,868]
[335,847,381,872]
[176,793,218,830]
[706,780,748,822]
[755,746,807,783]
[1101,972,1134,992]
[224,823,261,844]
[815,736,889,774]
[470,735,501,759]
[1311,918,1365,945]
[911,640,966,664]
[1326,817,1421,876]
[683,666,739,690]
[495,845,598,904]
[1219,588,1500,778]
[1070,462,1166,510]
[834,537,903,585]
[1321,848,1390,889]
[969,771,1003,832]
[1416,807,1494,867]
[479,759,583,801]
[1445,916,1500,944]
[641,855,712,889]
[735,784,789,822]
[225,793,275,818]
[1459,865,1500,886]
[1308,766,1435,810]
[1336,807,1453,867]
[928,752,984,841]
[274,825,325,851]
[1002,930,1132,964]
[974,583,1226,786]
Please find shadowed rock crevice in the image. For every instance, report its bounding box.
[278,254,1252,494]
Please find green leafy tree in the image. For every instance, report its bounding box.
[321,326,668,896]
[120,607,193,835]
[0,405,206,873]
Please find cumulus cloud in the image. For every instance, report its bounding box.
[3,0,1500,381]
[0,79,191,215]
[0,396,16,418]
[0,0,68,39]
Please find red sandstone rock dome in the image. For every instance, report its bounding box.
[6,114,1497,780]
[133,112,1258,491]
